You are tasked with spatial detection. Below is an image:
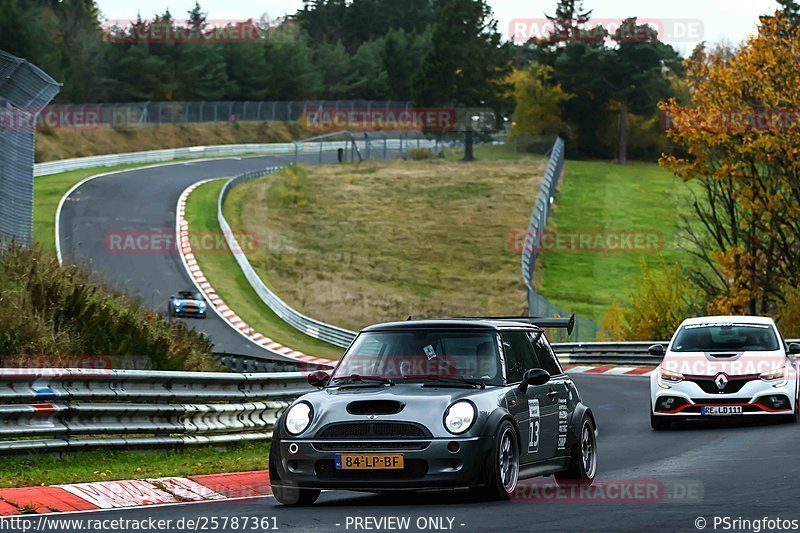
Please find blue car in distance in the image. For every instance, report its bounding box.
[168,290,207,319]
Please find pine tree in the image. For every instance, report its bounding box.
[545,0,592,40]
[413,0,512,160]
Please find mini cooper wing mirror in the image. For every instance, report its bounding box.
[648,344,665,357]
[787,343,800,356]
[307,370,331,388]
[518,368,550,393]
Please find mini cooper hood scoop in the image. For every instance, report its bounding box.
[347,400,405,415]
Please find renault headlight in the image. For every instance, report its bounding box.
[444,401,476,434]
[658,368,685,386]
[760,365,788,387]
[285,402,313,435]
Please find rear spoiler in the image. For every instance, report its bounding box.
[461,314,575,336]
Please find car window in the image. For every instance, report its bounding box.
[531,333,563,376]
[335,330,502,384]
[671,323,780,352]
[501,331,541,383]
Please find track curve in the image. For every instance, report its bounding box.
[21,374,800,531]
[57,153,343,362]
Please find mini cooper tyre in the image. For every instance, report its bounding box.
[476,420,520,500]
[555,416,597,487]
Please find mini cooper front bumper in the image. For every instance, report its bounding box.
[273,434,494,490]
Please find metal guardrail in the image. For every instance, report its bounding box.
[521,136,564,291]
[217,168,359,349]
[34,138,439,177]
[521,138,602,341]
[215,139,437,349]
[0,368,311,453]
[34,143,297,177]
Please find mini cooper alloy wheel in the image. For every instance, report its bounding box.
[498,426,519,493]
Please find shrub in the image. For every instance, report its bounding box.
[268,166,315,208]
[407,148,433,160]
[777,286,800,338]
[0,246,217,371]
[600,257,702,341]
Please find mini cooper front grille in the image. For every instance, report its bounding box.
[312,441,429,452]
[317,422,431,439]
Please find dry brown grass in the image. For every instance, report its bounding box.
[225,157,546,331]
[35,121,309,162]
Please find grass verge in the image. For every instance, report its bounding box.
[0,442,269,489]
[184,180,342,359]
[537,160,693,323]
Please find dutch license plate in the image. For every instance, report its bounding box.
[335,453,404,470]
[701,405,743,416]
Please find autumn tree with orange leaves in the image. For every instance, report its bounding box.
[660,13,800,323]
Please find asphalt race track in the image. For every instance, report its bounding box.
[57,152,348,363]
[55,155,800,531]
[22,374,800,532]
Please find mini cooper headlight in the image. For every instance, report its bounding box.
[285,402,313,435]
[199,301,206,309]
[444,401,476,434]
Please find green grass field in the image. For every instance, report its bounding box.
[225,156,546,331]
[537,160,692,323]
[0,441,269,489]
[184,180,342,359]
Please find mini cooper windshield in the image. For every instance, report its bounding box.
[671,323,780,352]
[332,330,502,386]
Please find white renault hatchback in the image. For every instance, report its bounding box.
[649,316,800,430]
